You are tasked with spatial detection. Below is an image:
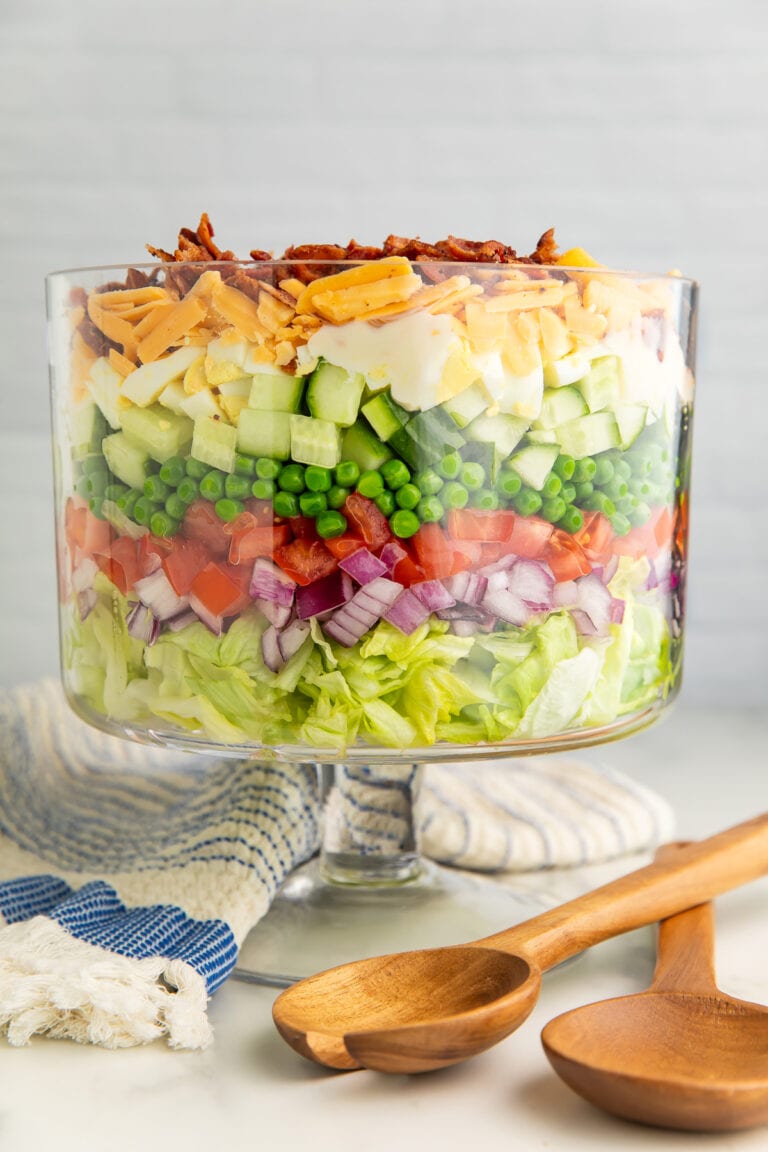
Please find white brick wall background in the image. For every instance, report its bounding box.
[1,0,766,706]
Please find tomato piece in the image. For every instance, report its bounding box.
[273,538,338,587]
[504,515,554,559]
[343,493,391,552]
[446,508,516,542]
[323,533,366,561]
[411,523,455,581]
[391,551,425,587]
[182,500,230,558]
[93,535,141,596]
[138,532,178,577]
[653,505,674,552]
[243,499,276,526]
[163,539,212,595]
[573,512,614,564]
[479,541,504,566]
[287,515,320,541]
[228,524,292,565]
[451,539,482,574]
[190,561,252,616]
[545,531,592,582]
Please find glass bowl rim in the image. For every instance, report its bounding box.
[45,259,699,288]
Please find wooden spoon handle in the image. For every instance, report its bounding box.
[651,902,718,994]
[477,812,768,972]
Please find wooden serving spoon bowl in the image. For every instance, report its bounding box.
[272,813,768,1074]
[542,875,768,1130]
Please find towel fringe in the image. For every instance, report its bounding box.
[0,917,212,1049]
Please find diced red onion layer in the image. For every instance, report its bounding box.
[384,589,431,635]
[296,570,354,619]
[187,593,224,636]
[278,620,311,663]
[249,558,296,607]
[553,580,578,608]
[571,608,599,636]
[444,571,488,606]
[451,619,481,637]
[339,548,389,585]
[166,608,198,633]
[135,568,190,621]
[256,597,292,629]
[322,618,359,648]
[504,559,554,611]
[574,573,613,633]
[610,598,625,624]
[482,588,530,627]
[411,580,456,611]
[324,577,404,645]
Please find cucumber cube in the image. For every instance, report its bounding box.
[535,386,588,430]
[102,431,152,490]
[362,391,410,441]
[87,357,125,430]
[307,362,365,427]
[120,404,193,464]
[248,371,305,413]
[466,412,529,457]
[290,414,343,469]
[191,417,238,473]
[237,408,292,460]
[508,445,559,490]
[542,352,591,388]
[556,413,620,459]
[576,356,622,413]
[340,421,393,471]
[70,400,108,459]
[614,404,648,450]
[440,381,489,428]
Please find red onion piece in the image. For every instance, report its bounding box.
[339,548,389,584]
[323,618,359,647]
[135,568,190,621]
[126,601,161,645]
[571,608,600,636]
[384,589,431,635]
[77,588,97,621]
[481,587,530,627]
[323,577,404,645]
[610,598,626,624]
[256,597,292,629]
[249,558,296,607]
[278,620,311,662]
[72,557,98,594]
[504,560,554,611]
[187,593,224,636]
[261,625,283,672]
[379,541,408,574]
[296,570,354,620]
[573,572,613,633]
[451,619,481,637]
[166,608,198,632]
[410,580,456,611]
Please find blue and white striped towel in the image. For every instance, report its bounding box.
[0,680,673,1050]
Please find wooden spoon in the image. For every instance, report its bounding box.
[272,813,768,1074]
[542,869,768,1130]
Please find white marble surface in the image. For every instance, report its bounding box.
[0,429,767,1149]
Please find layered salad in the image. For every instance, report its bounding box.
[49,217,696,755]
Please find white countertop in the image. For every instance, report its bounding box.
[1,432,767,1150]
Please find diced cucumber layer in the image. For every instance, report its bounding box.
[120,405,193,464]
[290,414,343,469]
[508,444,559,490]
[555,412,620,459]
[542,352,591,388]
[614,404,648,450]
[237,408,292,460]
[307,362,365,427]
[87,357,125,430]
[535,386,588,430]
[191,417,238,473]
[466,412,528,457]
[248,372,305,413]
[340,421,393,471]
[390,407,465,469]
[102,431,152,490]
[362,391,410,442]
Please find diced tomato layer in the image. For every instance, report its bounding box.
[390,550,425,587]
[287,515,320,541]
[573,512,614,565]
[450,539,482,573]
[274,538,338,587]
[182,500,230,557]
[545,531,593,582]
[323,534,366,561]
[611,506,672,561]
[93,535,141,596]
[163,539,212,595]
[504,515,554,559]
[228,523,292,565]
[446,508,516,542]
[242,499,276,526]
[137,532,178,577]
[343,493,392,552]
[190,561,252,616]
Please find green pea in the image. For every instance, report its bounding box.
[277,463,306,494]
[225,473,252,500]
[159,456,187,487]
[460,462,485,491]
[470,489,499,511]
[395,483,421,510]
[513,488,543,517]
[334,460,360,488]
[255,457,281,480]
[328,485,351,510]
[316,510,347,538]
[558,505,584,533]
[375,490,396,517]
[149,510,181,537]
[176,477,200,505]
[437,452,462,480]
[572,457,596,483]
[103,483,128,502]
[273,491,300,518]
[357,470,385,499]
[215,497,245,523]
[381,459,411,490]
[199,470,226,501]
[542,496,567,523]
[541,473,562,499]
[299,491,328,517]
[251,478,276,501]
[441,481,469,509]
[305,465,333,492]
[165,493,188,521]
[418,496,445,522]
[186,457,210,479]
[554,454,576,481]
[234,453,257,477]
[389,509,420,538]
[496,471,522,500]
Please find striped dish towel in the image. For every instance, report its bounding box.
[0,680,673,1050]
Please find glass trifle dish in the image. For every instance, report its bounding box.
[47,218,697,981]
